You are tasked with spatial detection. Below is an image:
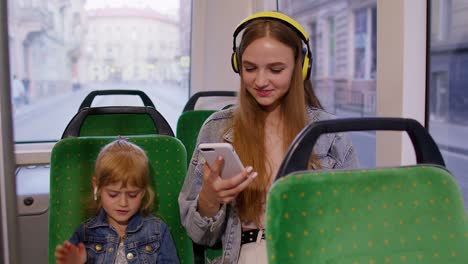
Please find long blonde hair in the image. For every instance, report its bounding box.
[90,139,155,216]
[231,19,321,226]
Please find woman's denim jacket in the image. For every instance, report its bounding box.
[69,209,179,264]
[178,107,359,264]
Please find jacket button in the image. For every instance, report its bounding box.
[108,247,114,252]
[145,245,152,251]
[95,244,102,251]
[127,253,134,260]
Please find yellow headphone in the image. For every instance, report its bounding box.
[231,11,312,80]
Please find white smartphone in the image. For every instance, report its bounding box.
[198,143,244,179]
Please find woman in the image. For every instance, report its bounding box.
[179,11,359,264]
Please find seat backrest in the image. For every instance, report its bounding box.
[177,91,237,263]
[266,117,468,263]
[48,135,192,263]
[266,166,468,263]
[176,91,237,164]
[176,110,215,160]
[61,106,174,138]
[177,112,223,263]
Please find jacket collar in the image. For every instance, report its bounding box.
[88,208,144,233]
[223,127,234,143]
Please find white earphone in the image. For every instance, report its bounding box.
[93,187,98,201]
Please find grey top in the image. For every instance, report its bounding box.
[178,107,359,264]
[114,241,127,264]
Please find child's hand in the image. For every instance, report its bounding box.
[54,241,86,264]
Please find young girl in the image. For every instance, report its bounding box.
[179,11,359,264]
[54,138,179,264]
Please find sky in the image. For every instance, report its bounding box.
[84,0,180,15]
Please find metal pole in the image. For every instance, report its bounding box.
[0,0,20,262]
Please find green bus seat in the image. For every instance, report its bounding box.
[267,166,468,264]
[48,135,192,263]
[176,110,215,161]
[176,91,237,162]
[266,118,468,264]
[176,91,237,264]
[62,106,174,138]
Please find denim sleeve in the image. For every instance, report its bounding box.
[309,109,359,169]
[178,117,227,246]
[330,132,360,169]
[157,222,180,264]
[68,224,84,246]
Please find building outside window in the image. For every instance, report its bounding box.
[354,8,366,79]
[428,0,468,210]
[7,0,192,142]
[279,0,377,168]
[328,17,336,76]
[353,6,376,80]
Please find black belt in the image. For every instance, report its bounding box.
[241,229,265,245]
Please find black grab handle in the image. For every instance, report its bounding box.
[183,91,237,112]
[79,90,155,110]
[62,106,174,138]
[276,117,445,180]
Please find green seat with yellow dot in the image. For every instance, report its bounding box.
[61,106,174,138]
[176,91,237,165]
[48,135,192,263]
[176,91,237,264]
[177,110,215,162]
[266,118,468,264]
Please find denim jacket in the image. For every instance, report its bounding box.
[178,107,359,264]
[69,209,180,264]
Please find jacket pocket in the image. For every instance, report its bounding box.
[138,241,160,264]
[85,243,107,263]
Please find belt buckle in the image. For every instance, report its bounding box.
[241,229,264,245]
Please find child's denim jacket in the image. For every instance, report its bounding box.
[69,209,179,264]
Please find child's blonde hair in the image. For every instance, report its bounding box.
[91,139,155,215]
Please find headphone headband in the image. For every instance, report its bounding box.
[231,11,312,80]
[233,11,309,46]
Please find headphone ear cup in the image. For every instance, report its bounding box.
[231,52,239,73]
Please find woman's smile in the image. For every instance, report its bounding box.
[255,89,273,97]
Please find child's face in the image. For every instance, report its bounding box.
[100,181,144,228]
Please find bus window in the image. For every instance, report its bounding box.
[279,0,377,168]
[428,0,468,210]
[7,0,192,143]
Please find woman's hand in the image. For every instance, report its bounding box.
[198,156,257,217]
[55,241,86,264]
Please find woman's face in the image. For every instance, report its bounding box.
[241,36,295,111]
